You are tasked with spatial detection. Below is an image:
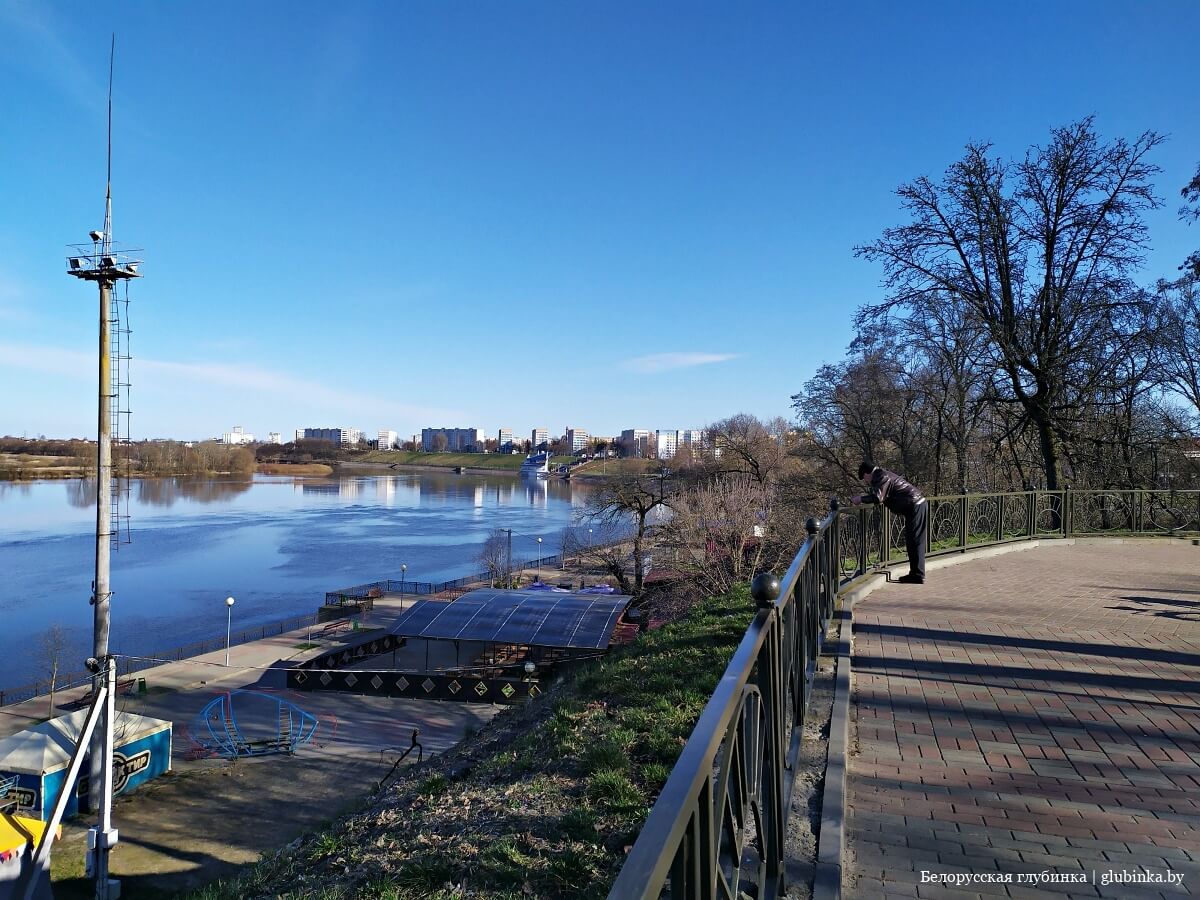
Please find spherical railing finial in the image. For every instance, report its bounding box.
[751,572,781,609]
[805,516,819,535]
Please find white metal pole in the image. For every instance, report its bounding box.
[22,680,108,900]
[94,656,118,900]
[225,596,235,666]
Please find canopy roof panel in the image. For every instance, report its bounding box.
[388,589,632,650]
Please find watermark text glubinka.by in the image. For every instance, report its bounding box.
[921,869,1186,888]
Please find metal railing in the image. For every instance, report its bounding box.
[839,488,1200,581]
[325,554,565,604]
[609,505,840,899]
[0,612,319,708]
[608,488,1198,898]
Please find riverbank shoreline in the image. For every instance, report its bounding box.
[337,461,538,477]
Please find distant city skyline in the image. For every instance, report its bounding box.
[2,2,1198,440]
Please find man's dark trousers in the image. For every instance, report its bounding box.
[903,499,928,579]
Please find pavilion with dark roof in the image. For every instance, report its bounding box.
[387,588,635,671]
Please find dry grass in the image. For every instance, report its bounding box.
[186,585,756,900]
[257,463,334,476]
[0,453,89,480]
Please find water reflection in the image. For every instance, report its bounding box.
[0,481,33,500]
[137,477,253,507]
[66,479,97,508]
[66,477,256,509]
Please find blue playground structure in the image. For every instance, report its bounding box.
[192,691,320,758]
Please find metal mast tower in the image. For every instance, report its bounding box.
[60,35,142,900]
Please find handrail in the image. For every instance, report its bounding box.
[609,503,840,899]
[838,488,1199,581]
[608,488,1198,898]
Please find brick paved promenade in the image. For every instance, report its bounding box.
[844,541,1200,899]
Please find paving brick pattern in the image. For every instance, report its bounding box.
[844,542,1200,899]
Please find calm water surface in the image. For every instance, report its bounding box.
[0,472,589,689]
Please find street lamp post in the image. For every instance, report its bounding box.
[224,596,235,666]
[400,563,407,594]
[536,537,542,581]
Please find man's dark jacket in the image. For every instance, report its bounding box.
[862,467,925,516]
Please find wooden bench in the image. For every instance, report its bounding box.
[319,619,350,639]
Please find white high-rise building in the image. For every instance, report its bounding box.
[656,429,679,460]
[378,430,398,451]
[531,428,550,451]
[222,426,255,445]
[498,428,514,452]
[565,427,590,453]
[267,432,282,445]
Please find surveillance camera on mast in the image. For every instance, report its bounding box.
[90,230,104,242]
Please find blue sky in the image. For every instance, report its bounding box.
[2,1,1198,442]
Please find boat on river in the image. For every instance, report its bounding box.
[519,452,551,478]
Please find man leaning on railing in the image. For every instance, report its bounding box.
[852,461,928,583]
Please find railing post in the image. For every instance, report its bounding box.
[856,507,868,576]
[997,494,1005,542]
[959,495,969,549]
[1064,487,1073,536]
[828,498,839,620]
[1133,490,1143,533]
[1027,490,1036,537]
[880,508,891,565]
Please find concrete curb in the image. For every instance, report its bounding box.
[812,591,855,900]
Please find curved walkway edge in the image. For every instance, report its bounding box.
[816,537,1200,900]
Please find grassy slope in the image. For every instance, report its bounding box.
[570,458,657,477]
[189,585,754,900]
[356,452,575,470]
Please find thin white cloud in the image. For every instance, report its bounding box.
[620,352,740,374]
[0,342,466,424]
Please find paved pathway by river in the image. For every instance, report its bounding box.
[0,595,500,897]
[844,541,1200,899]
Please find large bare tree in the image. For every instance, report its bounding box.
[578,474,671,595]
[477,528,509,586]
[705,413,790,486]
[857,119,1164,489]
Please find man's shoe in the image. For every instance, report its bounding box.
[897,573,924,584]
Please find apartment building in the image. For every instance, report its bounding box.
[619,428,650,458]
[565,426,590,453]
[303,427,364,447]
[422,427,483,452]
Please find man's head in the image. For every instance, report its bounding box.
[858,461,875,482]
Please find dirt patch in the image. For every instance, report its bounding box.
[51,752,392,899]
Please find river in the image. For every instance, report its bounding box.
[0,472,590,691]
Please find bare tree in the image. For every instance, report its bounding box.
[857,119,1164,489]
[477,528,509,586]
[1159,276,1200,417]
[659,475,773,597]
[578,475,671,595]
[431,433,448,453]
[705,413,789,486]
[1180,161,1200,279]
[41,624,69,719]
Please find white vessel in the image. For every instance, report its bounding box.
[519,452,551,478]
